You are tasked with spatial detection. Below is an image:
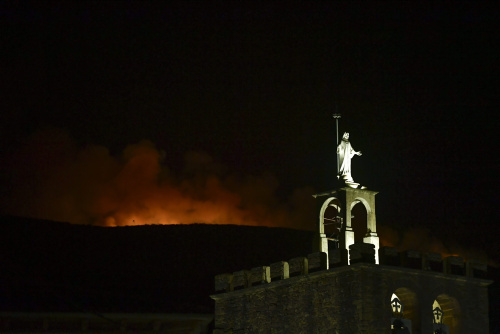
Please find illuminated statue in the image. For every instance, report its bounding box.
[336,132,362,183]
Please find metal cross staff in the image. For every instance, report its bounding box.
[332,113,341,175]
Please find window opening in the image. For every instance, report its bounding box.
[433,300,449,334]
[351,201,367,243]
[323,200,342,251]
[391,293,412,333]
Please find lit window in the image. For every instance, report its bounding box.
[433,300,444,324]
[432,300,448,334]
[391,293,403,317]
[391,293,411,333]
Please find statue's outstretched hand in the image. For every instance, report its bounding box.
[357,151,362,156]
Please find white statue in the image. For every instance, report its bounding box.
[337,132,362,183]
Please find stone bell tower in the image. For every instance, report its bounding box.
[313,129,380,267]
[313,187,379,267]
[212,124,492,334]
[212,119,493,334]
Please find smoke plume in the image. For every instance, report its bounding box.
[1,127,315,229]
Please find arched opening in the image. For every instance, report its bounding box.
[323,198,342,253]
[351,200,368,244]
[434,294,460,334]
[391,287,419,334]
[315,190,379,265]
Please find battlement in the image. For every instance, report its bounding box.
[214,245,488,293]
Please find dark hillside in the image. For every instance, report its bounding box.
[1,215,498,332]
[0,215,313,314]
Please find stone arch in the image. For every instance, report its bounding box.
[350,197,372,214]
[315,196,341,265]
[390,287,419,334]
[349,196,375,233]
[318,196,340,235]
[350,197,370,243]
[435,294,461,334]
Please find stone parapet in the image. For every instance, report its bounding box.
[214,248,488,294]
[423,252,443,272]
[270,261,289,280]
[400,250,422,269]
[444,256,465,275]
[349,243,375,264]
[328,248,344,267]
[214,273,233,293]
[232,270,250,290]
[307,252,328,272]
[288,257,308,277]
[378,247,488,278]
[214,253,324,293]
[212,263,492,334]
[249,266,271,286]
[379,246,400,266]
[466,259,488,279]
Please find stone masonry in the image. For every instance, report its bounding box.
[212,248,491,334]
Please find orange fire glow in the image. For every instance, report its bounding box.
[2,128,315,230]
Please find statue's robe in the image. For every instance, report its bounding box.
[337,140,357,181]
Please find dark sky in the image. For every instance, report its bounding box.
[0,2,498,260]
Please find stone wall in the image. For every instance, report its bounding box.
[212,248,491,334]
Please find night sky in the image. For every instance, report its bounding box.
[0,3,498,262]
